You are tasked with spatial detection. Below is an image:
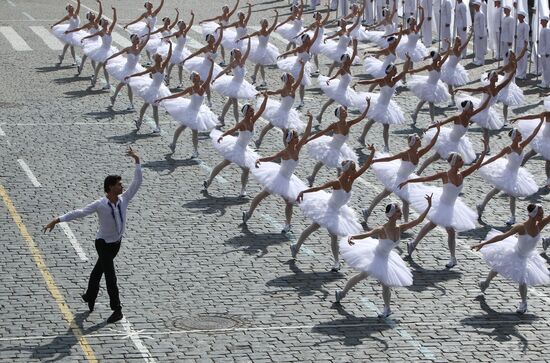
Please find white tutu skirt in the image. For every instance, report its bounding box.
[480,230,550,286]
[441,62,469,86]
[298,192,362,236]
[363,57,388,78]
[370,156,427,202]
[456,95,503,130]
[517,121,550,160]
[276,23,303,42]
[70,29,96,48]
[83,42,118,63]
[350,26,370,42]
[220,28,240,50]
[355,91,406,125]
[212,76,257,99]
[183,57,223,80]
[277,57,312,86]
[408,76,450,104]
[249,39,279,65]
[481,74,524,106]
[52,24,75,45]
[339,237,413,287]
[201,21,220,39]
[251,162,308,201]
[105,57,145,83]
[259,98,305,131]
[126,22,158,37]
[423,127,476,163]
[163,98,218,131]
[307,136,359,169]
[318,76,358,108]
[157,44,190,65]
[409,185,477,231]
[396,40,428,62]
[209,129,258,169]
[129,77,171,104]
[478,159,538,197]
[363,30,388,47]
[319,41,357,63]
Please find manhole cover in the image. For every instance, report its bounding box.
[172,314,242,330]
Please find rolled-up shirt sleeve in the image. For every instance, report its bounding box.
[59,200,100,222]
[121,163,142,202]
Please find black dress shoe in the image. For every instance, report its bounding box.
[107,310,123,324]
[81,294,95,312]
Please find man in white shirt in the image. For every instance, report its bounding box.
[363,0,375,25]
[500,5,515,59]
[420,0,433,46]
[454,0,469,57]
[375,0,385,22]
[515,10,530,79]
[489,0,504,59]
[473,0,487,65]
[43,148,142,324]
[440,0,453,51]
[539,16,550,88]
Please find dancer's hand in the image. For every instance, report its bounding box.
[425,193,433,206]
[470,242,484,251]
[255,159,261,168]
[296,192,304,203]
[217,136,223,143]
[126,146,140,163]
[365,96,371,105]
[351,83,357,90]
[366,143,375,153]
[347,236,355,245]
[42,218,59,233]
[124,76,130,81]
[398,181,408,189]
[306,110,313,119]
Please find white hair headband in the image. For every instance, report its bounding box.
[241,103,252,115]
[449,152,461,166]
[529,204,542,218]
[189,71,199,81]
[341,160,353,171]
[408,134,419,147]
[285,129,295,143]
[385,203,398,218]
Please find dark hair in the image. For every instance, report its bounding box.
[385,204,392,214]
[104,175,121,193]
[527,204,538,213]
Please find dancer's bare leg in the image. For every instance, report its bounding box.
[240,167,250,195]
[152,105,159,129]
[317,99,334,123]
[358,119,375,145]
[362,189,392,224]
[409,221,437,253]
[293,223,321,253]
[307,162,324,186]
[402,200,410,222]
[417,153,440,175]
[256,123,274,148]
[521,149,537,166]
[382,124,390,151]
[338,272,369,301]
[412,100,426,123]
[245,189,270,218]
[477,187,500,218]
[284,201,293,225]
[205,159,231,186]
[231,98,239,123]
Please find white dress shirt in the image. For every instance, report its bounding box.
[59,164,143,243]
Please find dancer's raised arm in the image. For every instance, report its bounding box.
[399,194,433,230]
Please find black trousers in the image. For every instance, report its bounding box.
[86,239,122,311]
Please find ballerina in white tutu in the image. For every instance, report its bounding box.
[393,6,427,64]
[219,3,252,59]
[344,2,370,42]
[363,30,402,82]
[454,70,515,152]
[306,103,369,186]
[408,50,451,124]
[320,16,360,76]
[181,29,224,107]
[199,0,240,66]
[212,39,257,126]
[398,141,489,268]
[441,34,473,106]
[292,150,375,271]
[363,5,398,47]
[80,8,119,90]
[125,42,172,133]
[353,60,410,151]
[512,105,550,188]
[143,12,179,62]
[239,11,280,88]
[65,4,101,76]
[243,113,313,233]
[417,97,490,174]
[51,0,81,67]
[482,44,528,122]
[362,124,441,228]
[336,195,433,318]
[274,0,304,52]
[294,8,330,75]
[156,60,218,158]
[476,120,544,225]
[204,94,269,197]
[254,65,306,149]
[123,0,164,63]
[471,204,550,314]
[159,11,194,88]
[104,29,150,110]
[316,40,359,123]
[276,27,319,108]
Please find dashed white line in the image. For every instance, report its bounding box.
[0,26,32,51]
[21,12,35,20]
[111,31,132,48]
[6,0,15,7]
[29,26,64,50]
[58,222,89,261]
[17,159,41,187]
[120,317,157,363]
[0,125,5,136]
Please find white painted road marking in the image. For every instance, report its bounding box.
[58,222,88,262]
[120,317,157,363]
[0,26,32,51]
[111,31,131,48]
[21,12,35,21]
[0,125,5,136]
[6,0,15,7]
[29,26,64,50]
[17,159,41,187]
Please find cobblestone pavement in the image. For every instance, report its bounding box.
[1,0,550,361]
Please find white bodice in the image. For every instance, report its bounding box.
[327,188,352,210]
[176,34,187,48]
[440,182,463,206]
[515,233,541,257]
[236,26,247,39]
[146,15,157,28]
[382,54,397,69]
[258,34,269,47]
[279,159,299,178]
[233,65,246,80]
[384,23,395,36]
[396,160,416,180]
[189,93,204,109]
[206,51,218,60]
[292,18,303,30]
[298,50,311,62]
[101,34,113,48]
[337,34,351,49]
[446,54,460,68]
[449,124,468,141]
[338,74,352,89]
[427,69,441,84]
[161,29,171,38]
[504,151,524,172]
[69,16,80,29]
[329,133,349,149]
[313,27,324,46]
[151,71,165,86]
[406,32,421,45]
[378,84,397,106]
[543,123,550,138]
[375,238,400,256]
[236,130,254,147]
[280,96,295,111]
[126,53,140,68]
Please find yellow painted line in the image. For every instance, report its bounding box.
[0,184,98,363]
